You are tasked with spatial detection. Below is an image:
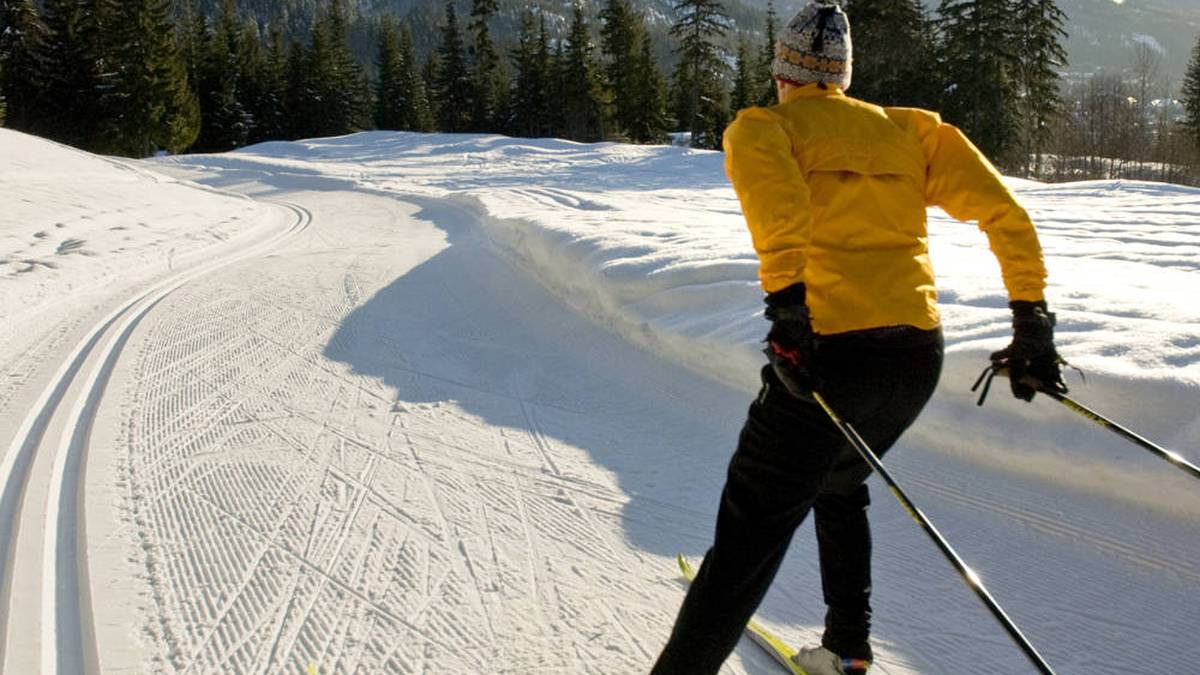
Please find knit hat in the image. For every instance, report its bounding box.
[772,2,852,91]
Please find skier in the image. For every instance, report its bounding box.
[650,3,1067,674]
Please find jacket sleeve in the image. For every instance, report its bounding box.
[723,107,812,293]
[922,117,1047,302]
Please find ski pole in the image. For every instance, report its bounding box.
[812,391,1057,675]
[1038,387,1200,481]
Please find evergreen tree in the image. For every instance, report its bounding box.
[0,0,49,131]
[937,0,1021,164]
[549,38,567,137]
[599,0,639,139]
[843,0,937,107]
[669,0,729,149]
[1011,0,1067,176]
[510,10,552,137]
[468,0,503,131]
[244,24,287,144]
[310,0,371,137]
[625,29,669,143]
[399,24,434,131]
[376,19,431,132]
[730,38,753,114]
[375,19,406,129]
[432,0,471,132]
[283,38,318,138]
[194,0,249,151]
[37,0,106,148]
[176,0,207,91]
[560,4,604,142]
[101,0,200,155]
[1184,33,1200,152]
[755,0,777,107]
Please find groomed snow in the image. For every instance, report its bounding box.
[1,128,1197,674]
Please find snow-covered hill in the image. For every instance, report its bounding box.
[1,128,1197,673]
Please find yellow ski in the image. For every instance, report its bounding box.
[675,553,808,675]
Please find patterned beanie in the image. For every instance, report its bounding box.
[772,2,852,91]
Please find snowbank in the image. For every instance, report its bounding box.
[0,129,267,349]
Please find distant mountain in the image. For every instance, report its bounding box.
[1056,0,1200,86]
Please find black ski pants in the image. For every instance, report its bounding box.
[652,327,943,674]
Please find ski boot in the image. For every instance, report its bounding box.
[791,645,870,675]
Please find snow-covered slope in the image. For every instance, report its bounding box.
[1,129,1197,674]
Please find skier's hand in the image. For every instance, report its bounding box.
[764,284,817,400]
[989,300,1068,401]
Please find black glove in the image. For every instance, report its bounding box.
[763,284,817,400]
[988,300,1068,401]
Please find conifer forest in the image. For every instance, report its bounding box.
[3,0,1200,185]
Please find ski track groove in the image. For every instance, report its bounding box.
[898,469,1200,582]
[117,236,561,667]
[0,201,309,674]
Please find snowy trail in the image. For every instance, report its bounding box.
[90,186,749,673]
[2,130,1197,673]
[0,200,308,674]
[80,172,1198,673]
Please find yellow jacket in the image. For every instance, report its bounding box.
[723,84,1046,335]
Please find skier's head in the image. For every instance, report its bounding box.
[773,1,852,92]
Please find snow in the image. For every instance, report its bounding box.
[1,127,1198,674]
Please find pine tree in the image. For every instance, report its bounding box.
[1011,0,1067,177]
[755,0,777,107]
[844,0,936,107]
[625,30,669,143]
[600,0,639,140]
[1184,33,1200,152]
[376,19,405,129]
[399,24,433,131]
[937,0,1021,165]
[0,0,49,132]
[244,24,287,144]
[311,0,370,137]
[670,0,729,149]
[560,4,604,142]
[549,39,567,137]
[194,0,249,151]
[432,0,471,132]
[101,0,199,156]
[284,38,317,138]
[510,10,550,137]
[37,0,106,148]
[730,38,753,114]
[468,0,503,131]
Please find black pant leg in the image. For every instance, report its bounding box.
[651,368,846,675]
[813,334,944,660]
[814,484,874,661]
[652,332,943,674]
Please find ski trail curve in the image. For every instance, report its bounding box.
[0,201,309,674]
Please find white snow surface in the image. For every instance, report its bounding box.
[1,128,1197,674]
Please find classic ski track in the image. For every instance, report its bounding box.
[896,467,1200,583]
[0,200,309,673]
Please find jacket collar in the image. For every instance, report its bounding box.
[780,83,846,104]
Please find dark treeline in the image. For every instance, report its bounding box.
[2,0,1200,186]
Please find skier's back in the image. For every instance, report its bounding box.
[651,3,1066,674]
